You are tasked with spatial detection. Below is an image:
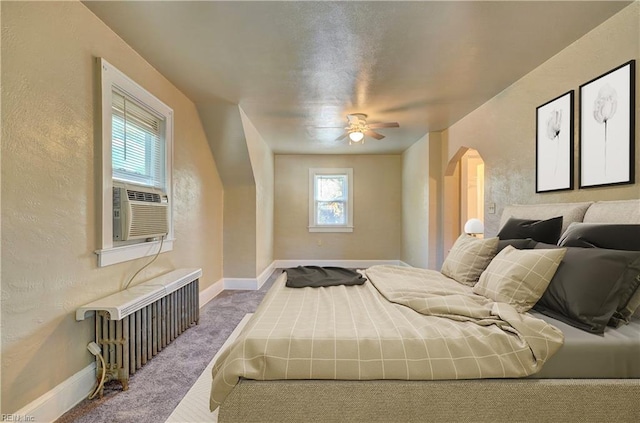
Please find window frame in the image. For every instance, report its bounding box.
[308,168,354,233]
[96,58,174,267]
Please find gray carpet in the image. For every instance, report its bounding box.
[56,269,284,423]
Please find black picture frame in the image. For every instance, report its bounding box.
[579,60,635,189]
[535,90,574,193]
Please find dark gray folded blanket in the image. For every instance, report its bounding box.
[285,266,367,288]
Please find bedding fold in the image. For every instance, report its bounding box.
[366,266,564,367]
[210,265,564,412]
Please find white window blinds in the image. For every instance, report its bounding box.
[112,90,166,189]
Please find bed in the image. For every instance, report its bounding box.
[212,199,640,422]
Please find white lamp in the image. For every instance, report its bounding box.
[348,131,364,143]
[464,218,484,236]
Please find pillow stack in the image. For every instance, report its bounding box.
[493,217,640,334]
[441,234,566,313]
[533,243,640,333]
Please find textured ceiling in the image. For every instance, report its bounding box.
[84,1,630,154]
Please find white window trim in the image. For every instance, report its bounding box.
[96,58,174,267]
[308,168,354,233]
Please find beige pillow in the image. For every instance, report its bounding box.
[473,246,566,312]
[441,235,499,286]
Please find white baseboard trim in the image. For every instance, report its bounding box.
[273,259,401,269]
[199,278,224,307]
[256,262,275,289]
[224,278,259,290]
[14,362,96,423]
[398,261,412,267]
[224,263,276,290]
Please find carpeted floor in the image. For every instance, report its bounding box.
[56,269,284,423]
[166,313,253,423]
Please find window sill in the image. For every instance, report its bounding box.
[308,226,354,233]
[95,239,174,267]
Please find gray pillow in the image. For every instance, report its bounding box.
[497,216,563,244]
[558,223,640,251]
[533,243,640,333]
[497,238,538,253]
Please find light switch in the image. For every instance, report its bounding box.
[488,203,496,214]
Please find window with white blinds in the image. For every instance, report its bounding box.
[112,90,166,189]
[98,58,174,267]
[308,168,354,232]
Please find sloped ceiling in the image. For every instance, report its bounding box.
[84,1,631,154]
[197,98,254,186]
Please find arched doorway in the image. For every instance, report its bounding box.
[443,147,485,252]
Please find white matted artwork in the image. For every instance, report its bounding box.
[536,90,574,193]
[579,60,635,188]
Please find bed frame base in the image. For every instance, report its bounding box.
[219,378,640,422]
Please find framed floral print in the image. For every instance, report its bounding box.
[536,90,574,193]
[579,60,635,189]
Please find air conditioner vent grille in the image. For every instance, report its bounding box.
[127,189,161,203]
[113,182,169,241]
[128,204,168,238]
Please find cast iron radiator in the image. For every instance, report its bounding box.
[76,268,202,391]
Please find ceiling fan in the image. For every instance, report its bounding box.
[334,114,400,144]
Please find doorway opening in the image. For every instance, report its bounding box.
[443,147,485,252]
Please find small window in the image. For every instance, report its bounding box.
[96,58,174,267]
[309,168,353,232]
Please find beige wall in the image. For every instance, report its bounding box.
[197,100,257,279]
[428,133,444,268]
[443,2,640,237]
[198,102,272,279]
[240,108,274,276]
[442,151,461,255]
[223,186,257,278]
[275,155,401,260]
[401,133,443,269]
[1,2,223,413]
[401,135,429,268]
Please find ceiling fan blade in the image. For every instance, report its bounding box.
[368,122,400,128]
[335,132,348,141]
[365,130,385,140]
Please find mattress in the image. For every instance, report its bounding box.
[210,266,565,411]
[217,313,640,422]
[530,311,640,378]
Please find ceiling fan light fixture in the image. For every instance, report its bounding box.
[348,131,364,142]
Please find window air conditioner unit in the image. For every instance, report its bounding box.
[113,182,169,241]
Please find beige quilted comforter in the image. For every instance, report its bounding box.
[210,265,564,411]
